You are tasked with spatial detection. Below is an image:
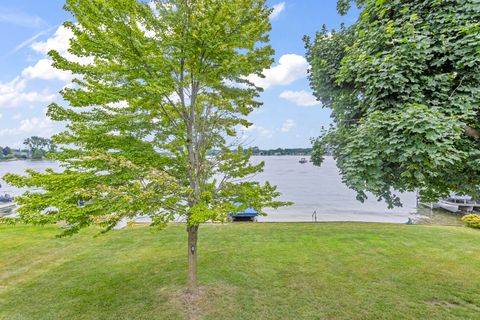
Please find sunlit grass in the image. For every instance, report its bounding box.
[1,223,479,319]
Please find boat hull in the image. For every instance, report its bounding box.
[436,199,480,214]
[0,203,16,216]
[437,201,460,213]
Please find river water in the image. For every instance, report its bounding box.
[0,157,462,225]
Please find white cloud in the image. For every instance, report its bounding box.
[0,116,55,137]
[280,119,296,132]
[14,118,38,134]
[247,54,308,90]
[22,58,73,82]
[0,77,56,109]
[280,90,321,107]
[23,25,92,82]
[239,124,273,138]
[31,25,73,55]
[0,7,47,28]
[19,117,54,134]
[0,113,2,119]
[270,2,285,20]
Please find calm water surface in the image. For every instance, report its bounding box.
[251,156,461,225]
[0,157,462,225]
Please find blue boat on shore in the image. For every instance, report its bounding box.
[230,207,258,222]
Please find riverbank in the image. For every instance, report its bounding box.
[1,223,479,319]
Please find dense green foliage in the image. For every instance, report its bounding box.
[461,214,480,229]
[305,0,480,206]
[1,223,480,319]
[335,0,365,15]
[31,149,44,160]
[2,0,290,291]
[3,0,286,233]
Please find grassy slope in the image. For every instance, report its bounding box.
[0,223,479,320]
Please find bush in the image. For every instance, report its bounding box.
[32,149,44,160]
[462,214,480,229]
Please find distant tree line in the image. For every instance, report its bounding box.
[0,136,57,161]
[250,147,313,156]
[207,147,334,156]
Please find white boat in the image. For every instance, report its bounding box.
[0,202,15,210]
[0,190,16,216]
[437,196,480,213]
[0,202,16,216]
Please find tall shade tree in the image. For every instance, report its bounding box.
[3,0,288,293]
[23,136,57,156]
[305,0,480,206]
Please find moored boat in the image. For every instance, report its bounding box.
[0,186,16,215]
[0,202,15,212]
[0,193,13,203]
[436,195,480,214]
[229,205,258,222]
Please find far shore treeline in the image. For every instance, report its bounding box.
[1,144,328,159]
[206,147,329,156]
[250,147,312,156]
[0,136,57,161]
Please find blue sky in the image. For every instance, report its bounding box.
[0,1,358,149]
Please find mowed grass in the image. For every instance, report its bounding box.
[1,223,479,320]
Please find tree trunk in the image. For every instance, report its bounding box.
[187,224,199,293]
[465,126,480,139]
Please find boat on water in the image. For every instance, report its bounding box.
[0,202,15,211]
[421,195,480,214]
[299,157,308,164]
[0,193,15,215]
[0,193,13,202]
[0,182,15,215]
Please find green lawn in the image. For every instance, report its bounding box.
[1,223,479,320]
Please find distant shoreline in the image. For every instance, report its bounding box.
[0,158,51,162]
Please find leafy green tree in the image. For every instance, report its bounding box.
[305,0,480,206]
[48,142,57,153]
[335,0,365,15]
[3,0,288,293]
[23,136,55,157]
